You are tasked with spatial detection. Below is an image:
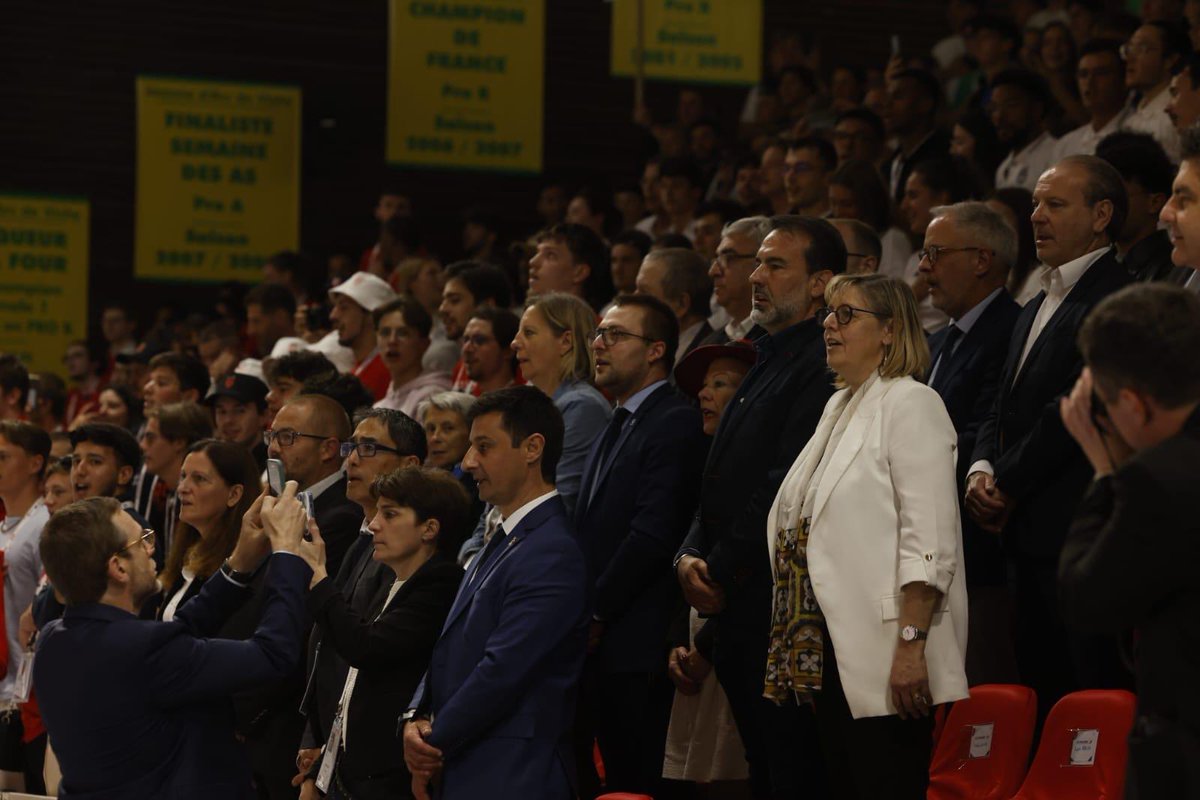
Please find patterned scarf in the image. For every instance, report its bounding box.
[763,515,824,704]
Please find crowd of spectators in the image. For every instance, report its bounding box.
[3,1,1200,798]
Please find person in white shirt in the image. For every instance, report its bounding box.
[703,216,770,344]
[991,69,1060,191]
[635,248,714,365]
[1054,40,1131,159]
[1121,22,1188,163]
[1159,125,1200,290]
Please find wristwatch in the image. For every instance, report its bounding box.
[899,625,929,642]
[220,560,255,584]
[401,709,426,723]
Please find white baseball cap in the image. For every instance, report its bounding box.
[329,271,397,312]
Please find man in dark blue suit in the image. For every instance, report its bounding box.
[966,155,1133,720]
[403,386,589,800]
[919,201,1023,685]
[573,294,707,795]
[33,485,313,800]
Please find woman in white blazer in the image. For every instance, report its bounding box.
[763,273,968,799]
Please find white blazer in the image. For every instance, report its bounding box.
[766,375,969,719]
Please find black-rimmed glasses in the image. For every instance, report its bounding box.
[263,429,328,448]
[116,528,156,557]
[816,304,892,326]
[591,327,657,348]
[340,440,404,459]
[917,245,984,267]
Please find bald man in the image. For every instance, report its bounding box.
[266,394,362,575]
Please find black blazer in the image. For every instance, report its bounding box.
[970,249,1131,559]
[677,318,833,642]
[312,474,365,578]
[883,128,951,203]
[926,289,1021,586]
[1059,408,1200,796]
[574,382,708,673]
[307,553,462,799]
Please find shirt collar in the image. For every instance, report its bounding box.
[1040,245,1109,298]
[950,287,1004,334]
[306,468,345,501]
[500,490,559,535]
[618,379,668,416]
[725,314,753,341]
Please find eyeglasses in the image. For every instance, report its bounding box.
[816,304,891,326]
[263,429,329,448]
[461,334,495,348]
[591,327,658,348]
[116,528,156,557]
[712,251,758,269]
[1120,42,1161,60]
[917,245,984,266]
[339,439,404,459]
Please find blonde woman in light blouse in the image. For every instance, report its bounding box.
[763,273,968,799]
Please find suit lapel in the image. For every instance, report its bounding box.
[1003,293,1042,393]
[810,378,891,527]
[586,385,670,512]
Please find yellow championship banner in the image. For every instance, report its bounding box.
[611,0,762,85]
[387,0,544,172]
[0,194,89,374]
[135,76,301,282]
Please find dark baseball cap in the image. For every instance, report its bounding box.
[205,372,268,409]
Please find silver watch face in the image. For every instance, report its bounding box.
[900,625,917,641]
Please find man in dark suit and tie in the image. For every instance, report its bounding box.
[33,487,312,799]
[403,387,589,800]
[966,155,1133,720]
[675,215,843,797]
[573,294,707,795]
[919,201,1023,686]
[1059,284,1200,799]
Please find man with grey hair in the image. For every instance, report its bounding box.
[700,216,770,345]
[635,247,714,365]
[829,218,882,275]
[919,201,1023,685]
[966,155,1133,720]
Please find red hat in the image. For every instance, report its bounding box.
[673,341,757,398]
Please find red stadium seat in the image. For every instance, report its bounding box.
[928,684,1038,800]
[1009,689,1136,800]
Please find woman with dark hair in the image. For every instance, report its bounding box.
[1035,21,1086,132]
[986,187,1041,304]
[156,439,260,620]
[950,109,1006,191]
[69,383,144,436]
[828,159,913,278]
[295,466,467,799]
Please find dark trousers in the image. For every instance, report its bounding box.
[1011,556,1132,724]
[712,629,824,800]
[575,663,674,798]
[813,637,932,800]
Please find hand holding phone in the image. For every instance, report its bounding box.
[267,459,285,497]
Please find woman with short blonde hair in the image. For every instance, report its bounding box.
[764,273,966,798]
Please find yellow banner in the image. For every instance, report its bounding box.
[135,76,301,282]
[387,0,544,172]
[611,0,762,85]
[0,194,89,374]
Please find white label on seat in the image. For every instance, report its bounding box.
[969,723,994,759]
[1070,729,1100,765]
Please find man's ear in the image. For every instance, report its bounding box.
[809,269,833,298]
[400,454,421,469]
[182,388,201,405]
[107,554,131,586]
[572,261,593,288]
[1092,198,1114,235]
[523,432,546,466]
[117,465,135,489]
[1148,192,1168,217]
[422,518,441,543]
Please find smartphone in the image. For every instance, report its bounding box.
[266,458,285,496]
[891,34,901,58]
[298,491,314,541]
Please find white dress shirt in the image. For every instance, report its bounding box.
[969,246,1109,478]
[724,314,754,342]
[1053,109,1130,160]
[995,131,1060,192]
[1123,87,1180,163]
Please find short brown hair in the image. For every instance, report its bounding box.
[1080,283,1200,408]
[611,293,680,367]
[371,466,473,557]
[40,497,124,605]
[147,402,214,445]
[0,420,51,479]
[825,274,930,387]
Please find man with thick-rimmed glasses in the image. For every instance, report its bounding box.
[34,492,313,800]
[293,407,426,798]
[700,216,771,347]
